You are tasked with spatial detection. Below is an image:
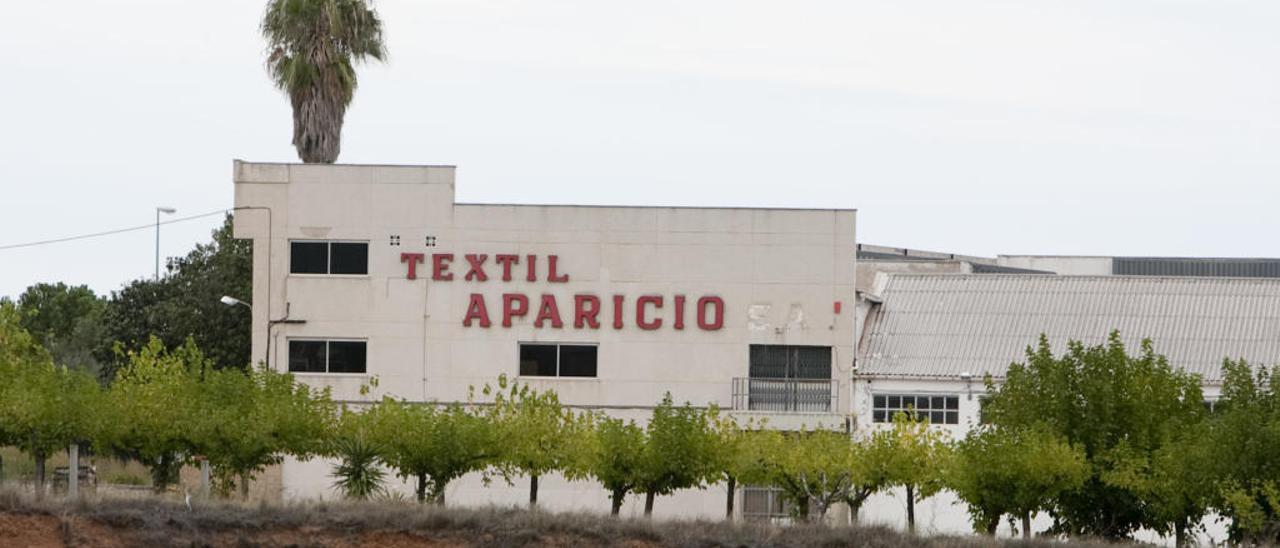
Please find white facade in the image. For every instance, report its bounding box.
[231,161,857,518]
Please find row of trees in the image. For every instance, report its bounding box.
[6,307,1280,544]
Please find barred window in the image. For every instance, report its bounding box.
[741,486,794,521]
[872,394,959,425]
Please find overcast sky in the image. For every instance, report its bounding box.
[1,0,1277,299]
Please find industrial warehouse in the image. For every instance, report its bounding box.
[231,161,1280,532]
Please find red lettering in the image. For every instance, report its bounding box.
[612,295,625,329]
[526,254,537,282]
[432,254,455,281]
[697,296,724,330]
[574,295,601,329]
[502,294,529,327]
[636,296,663,330]
[462,294,491,327]
[495,254,519,281]
[400,253,425,280]
[548,255,569,283]
[534,295,564,328]
[673,295,686,330]
[464,254,489,281]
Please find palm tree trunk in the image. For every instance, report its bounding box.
[291,84,344,163]
[529,474,539,507]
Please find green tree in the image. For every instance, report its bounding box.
[262,0,387,163]
[709,416,774,520]
[0,303,102,492]
[753,429,865,522]
[636,394,721,517]
[586,415,647,516]
[981,333,1205,539]
[483,376,591,507]
[947,426,1088,538]
[367,399,497,504]
[98,215,251,378]
[16,283,106,377]
[96,337,205,492]
[1208,359,1280,543]
[872,411,951,534]
[191,365,335,498]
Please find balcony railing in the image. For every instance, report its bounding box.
[731,378,838,413]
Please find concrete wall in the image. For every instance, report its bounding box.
[232,161,857,518]
[996,255,1114,275]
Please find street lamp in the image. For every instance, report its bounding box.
[155,206,176,280]
[220,295,251,309]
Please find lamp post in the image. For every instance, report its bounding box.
[220,295,251,310]
[155,206,176,279]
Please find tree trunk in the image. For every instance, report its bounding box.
[290,83,345,164]
[529,474,538,508]
[905,485,916,534]
[984,517,999,536]
[644,492,656,517]
[33,449,46,498]
[1021,511,1031,539]
[415,474,427,503]
[610,488,625,515]
[796,496,811,523]
[239,472,251,500]
[1175,517,1186,547]
[725,476,736,520]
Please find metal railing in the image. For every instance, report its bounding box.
[731,378,838,413]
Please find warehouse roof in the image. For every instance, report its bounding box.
[859,274,1280,382]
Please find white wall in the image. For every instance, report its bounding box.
[233,161,857,518]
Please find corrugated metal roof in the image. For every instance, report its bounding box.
[859,274,1280,382]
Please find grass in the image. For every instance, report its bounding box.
[0,488,1123,548]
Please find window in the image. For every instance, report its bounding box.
[290,241,368,275]
[741,486,794,521]
[519,343,597,378]
[872,394,959,425]
[288,339,367,374]
[737,345,834,412]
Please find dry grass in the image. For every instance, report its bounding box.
[0,488,1122,548]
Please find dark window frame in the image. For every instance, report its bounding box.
[871,393,960,425]
[289,240,370,275]
[518,342,598,378]
[287,338,368,374]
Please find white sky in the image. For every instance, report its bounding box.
[1,0,1277,299]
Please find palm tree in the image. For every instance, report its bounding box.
[262,0,387,163]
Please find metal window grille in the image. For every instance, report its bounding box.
[871,394,959,424]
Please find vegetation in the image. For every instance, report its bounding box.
[261,0,387,163]
[7,272,1280,547]
[981,333,1205,540]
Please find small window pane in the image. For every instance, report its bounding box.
[874,395,886,408]
[330,243,369,275]
[291,242,329,274]
[328,341,367,373]
[931,396,945,409]
[946,411,959,425]
[519,344,558,376]
[559,345,598,377]
[872,410,886,422]
[288,340,327,373]
[946,397,959,410]
[886,396,900,408]
[931,411,945,424]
